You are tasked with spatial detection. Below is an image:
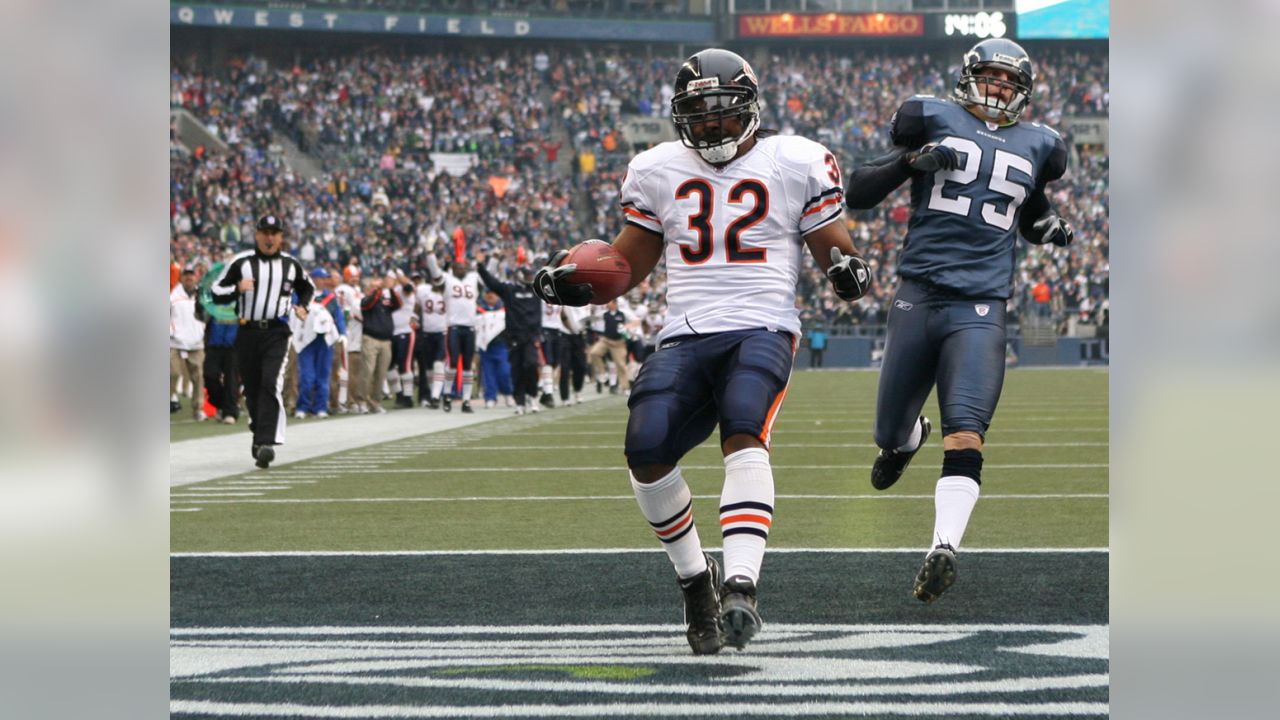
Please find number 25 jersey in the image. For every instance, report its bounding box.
[620,134,844,343]
[891,95,1068,299]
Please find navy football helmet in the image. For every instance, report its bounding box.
[954,39,1034,124]
[671,49,761,164]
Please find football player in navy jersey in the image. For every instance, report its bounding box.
[845,39,1075,604]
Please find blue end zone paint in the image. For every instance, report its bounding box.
[172,551,1106,627]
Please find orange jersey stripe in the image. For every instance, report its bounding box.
[720,513,772,528]
[802,195,843,217]
[623,207,658,221]
[655,513,693,537]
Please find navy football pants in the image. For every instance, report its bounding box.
[875,279,1007,449]
[625,329,796,469]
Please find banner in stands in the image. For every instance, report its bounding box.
[737,13,924,38]
[1061,117,1109,148]
[170,5,715,42]
[620,116,678,147]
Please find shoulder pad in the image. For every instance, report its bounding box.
[771,134,830,166]
[890,98,931,148]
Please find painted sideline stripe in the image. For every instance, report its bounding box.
[168,493,1107,506]
[172,622,1107,635]
[171,548,1108,558]
[170,700,1109,717]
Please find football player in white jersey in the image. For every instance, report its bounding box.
[389,271,418,408]
[426,253,481,413]
[539,299,568,408]
[534,48,872,655]
[414,273,449,409]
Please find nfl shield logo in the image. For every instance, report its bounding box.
[975,304,990,317]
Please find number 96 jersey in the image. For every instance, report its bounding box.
[891,95,1068,299]
[620,134,844,344]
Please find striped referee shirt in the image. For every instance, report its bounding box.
[210,249,315,322]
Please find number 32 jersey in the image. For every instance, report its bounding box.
[621,134,844,343]
[891,95,1068,299]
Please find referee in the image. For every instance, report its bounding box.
[211,214,314,468]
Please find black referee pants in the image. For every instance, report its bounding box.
[236,325,291,446]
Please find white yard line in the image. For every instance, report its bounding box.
[227,464,1106,475]
[171,548,1109,558]
[169,493,1107,506]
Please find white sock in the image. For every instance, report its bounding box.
[388,373,401,394]
[540,366,553,394]
[932,476,980,551]
[896,418,923,452]
[170,393,179,403]
[720,448,774,584]
[337,367,348,405]
[461,371,474,401]
[431,362,445,399]
[400,371,414,397]
[631,467,707,579]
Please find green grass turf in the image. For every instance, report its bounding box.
[171,369,1107,553]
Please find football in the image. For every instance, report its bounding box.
[562,239,632,304]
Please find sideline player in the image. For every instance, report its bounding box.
[426,252,480,413]
[534,49,871,654]
[844,39,1074,603]
[414,270,449,409]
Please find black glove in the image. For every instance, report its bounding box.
[826,247,873,302]
[1029,214,1074,247]
[904,142,961,174]
[532,249,594,307]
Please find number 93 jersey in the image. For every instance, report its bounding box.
[891,95,1068,299]
[620,134,845,343]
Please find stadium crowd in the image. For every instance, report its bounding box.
[171,43,1108,419]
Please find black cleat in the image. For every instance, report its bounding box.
[251,443,261,460]
[678,554,724,655]
[720,575,762,651]
[596,380,603,394]
[442,395,452,413]
[396,395,414,408]
[871,416,932,490]
[254,445,275,469]
[461,400,474,414]
[427,398,440,410]
[913,544,957,604]
[539,393,555,409]
[170,400,181,414]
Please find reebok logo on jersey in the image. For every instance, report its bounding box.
[894,300,914,312]
[975,304,990,317]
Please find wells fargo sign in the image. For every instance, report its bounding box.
[738,13,925,37]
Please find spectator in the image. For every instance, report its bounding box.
[170,266,207,420]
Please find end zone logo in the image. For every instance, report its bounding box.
[171,624,1109,717]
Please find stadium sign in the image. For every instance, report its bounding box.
[169,5,714,43]
[737,13,925,38]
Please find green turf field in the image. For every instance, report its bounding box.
[171,368,1108,718]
